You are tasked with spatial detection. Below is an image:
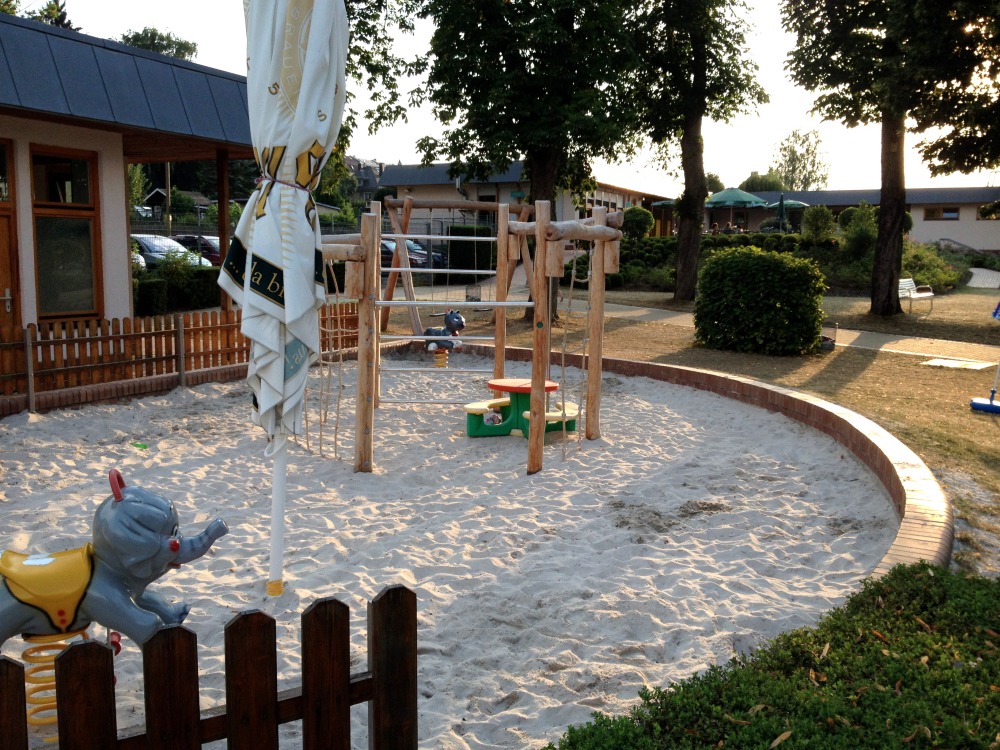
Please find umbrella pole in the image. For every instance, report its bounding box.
[267,436,288,596]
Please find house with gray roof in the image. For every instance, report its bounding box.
[379,161,675,233]
[719,187,1000,251]
[0,12,253,329]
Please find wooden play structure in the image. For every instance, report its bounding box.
[321,199,622,474]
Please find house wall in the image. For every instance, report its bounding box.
[1,115,130,325]
[910,204,1000,252]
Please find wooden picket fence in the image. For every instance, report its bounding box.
[0,585,417,749]
[0,303,359,417]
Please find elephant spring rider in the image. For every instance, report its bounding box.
[0,469,228,646]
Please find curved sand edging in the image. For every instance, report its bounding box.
[483,346,954,576]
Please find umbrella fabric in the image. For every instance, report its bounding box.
[220,0,348,442]
[775,194,786,227]
[764,199,810,209]
[704,187,768,208]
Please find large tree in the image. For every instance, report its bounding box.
[343,0,427,139]
[0,1,19,16]
[119,28,197,61]
[636,0,767,301]
[912,5,1000,177]
[26,0,77,29]
[415,0,642,207]
[739,169,786,192]
[772,129,828,191]
[782,0,998,316]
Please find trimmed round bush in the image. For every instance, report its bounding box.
[695,246,826,355]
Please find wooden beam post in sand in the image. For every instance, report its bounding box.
[494,205,509,381]
[354,212,378,472]
[527,201,551,475]
[586,207,608,440]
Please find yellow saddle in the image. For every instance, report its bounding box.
[0,544,94,633]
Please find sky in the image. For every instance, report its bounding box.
[48,0,1000,197]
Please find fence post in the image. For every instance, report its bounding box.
[143,626,201,750]
[23,326,34,413]
[175,313,187,387]
[302,597,351,750]
[0,656,28,750]
[225,610,279,750]
[368,584,417,749]
[55,640,117,750]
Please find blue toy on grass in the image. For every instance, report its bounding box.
[423,309,466,351]
[970,300,1000,414]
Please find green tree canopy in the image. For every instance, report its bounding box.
[705,172,725,194]
[415,0,642,207]
[622,206,655,241]
[0,1,19,16]
[782,0,998,315]
[635,0,768,301]
[912,4,1000,175]
[772,129,828,190]
[26,0,77,29]
[739,169,786,192]
[119,27,197,60]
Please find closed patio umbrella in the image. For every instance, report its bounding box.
[219,0,348,596]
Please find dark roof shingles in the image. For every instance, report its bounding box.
[0,13,249,147]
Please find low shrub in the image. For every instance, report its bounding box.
[903,240,964,291]
[134,277,167,316]
[546,563,1000,750]
[695,246,826,355]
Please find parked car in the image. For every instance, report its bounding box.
[131,234,212,269]
[380,239,426,269]
[171,234,223,265]
[380,239,446,269]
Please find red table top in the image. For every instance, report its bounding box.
[488,378,558,394]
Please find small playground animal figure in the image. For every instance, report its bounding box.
[0,469,228,645]
[423,309,466,351]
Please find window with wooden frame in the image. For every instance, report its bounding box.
[923,206,960,221]
[30,147,102,318]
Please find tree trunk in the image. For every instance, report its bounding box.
[674,114,707,302]
[524,148,564,321]
[870,111,906,316]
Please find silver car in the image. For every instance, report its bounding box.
[131,234,212,270]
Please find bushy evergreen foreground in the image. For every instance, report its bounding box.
[547,563,1000,749]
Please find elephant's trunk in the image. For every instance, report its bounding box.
[174,518,229,565]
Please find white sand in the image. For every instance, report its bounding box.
[0,354,898,748]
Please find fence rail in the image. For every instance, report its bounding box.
[0,585,417,749]
[0,303,359,418]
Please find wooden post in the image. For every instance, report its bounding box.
[528,201,551,475]
[301,598,351,750]
[0,656,27,750]
[55,641,118,750]
[587,208,607,440]
[175,314,186,388]
[143,626,202,750]
[217,148,233,312]
[225,612,279,749]
[384,201,423,335]
[355,212,378,472]
[494,205,509,381]
[368,585,418,749]
[24,325,34,413]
